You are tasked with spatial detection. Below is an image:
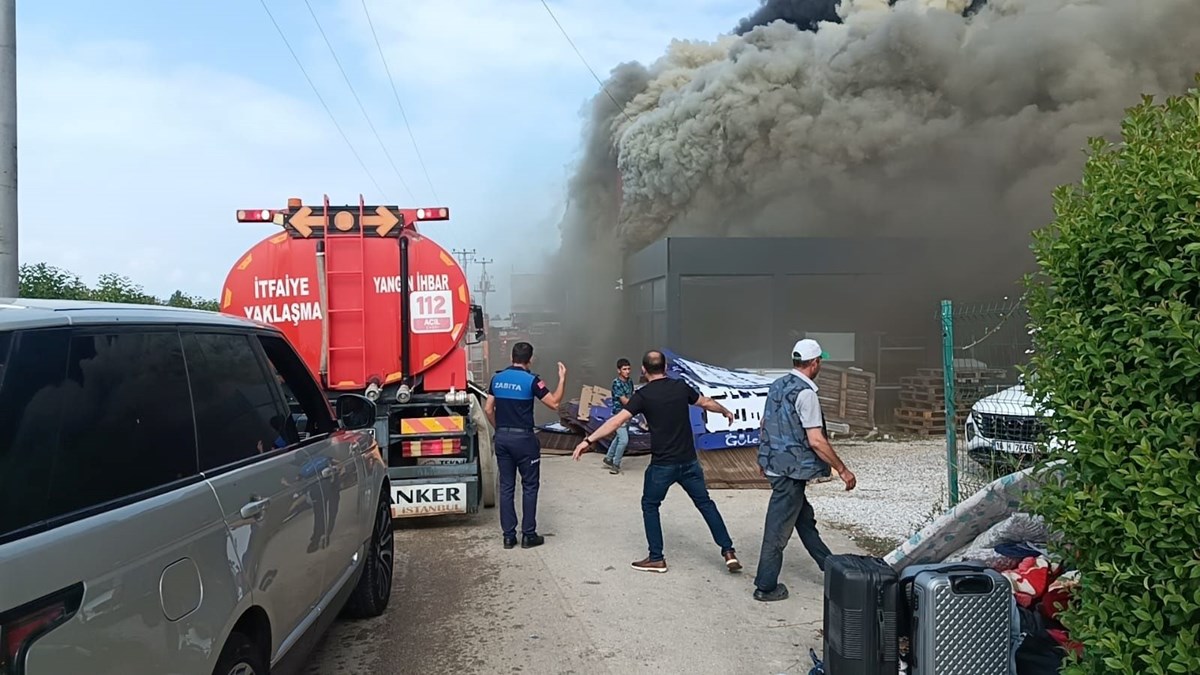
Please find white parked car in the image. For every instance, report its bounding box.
[963,384,1061,470]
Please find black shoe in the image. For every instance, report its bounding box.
[602,456,613,467]
[521,533,545,549]
[753,583,789,602]
[503,535,517,549]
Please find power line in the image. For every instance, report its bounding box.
[473,257,495,315]
[538,0,633,125]
[452,248,477,280]
[302,0,417,202]
[256,0,388,200]
[360,0,440,203]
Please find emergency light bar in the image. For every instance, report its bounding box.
[236,197,450,238]
[236,209,278,222]
[236,206,449,222]
[415,208,449,221]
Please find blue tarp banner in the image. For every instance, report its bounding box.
[552,349,782,452]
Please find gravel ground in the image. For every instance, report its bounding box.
[803,438,948,547]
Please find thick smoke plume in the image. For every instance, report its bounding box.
[736,0,846,34]
[553,0,1200,374]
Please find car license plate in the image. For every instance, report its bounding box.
[391,482,468,518]
[995,440,1035,455]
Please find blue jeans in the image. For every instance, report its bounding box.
[495,430,541,537]
[641,459,734,561]
[606,425,629,467]
[753,475,833,592]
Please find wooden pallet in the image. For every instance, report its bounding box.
[894,406,967,419]
[898,390,979,405]
[892,408,967,436]
[916,367,1008,380]
[893,423,951,436]
[815,366,877,430]
[698,447,769,490]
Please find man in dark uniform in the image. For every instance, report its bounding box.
[484,341,566,549]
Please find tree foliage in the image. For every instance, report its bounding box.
[1025,84,1200,673]
[17,262,219,312]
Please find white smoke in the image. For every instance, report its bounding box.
[553,0,1200,374]
[563,0,1200,255]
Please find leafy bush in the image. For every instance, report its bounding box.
[1025,83,1200,673]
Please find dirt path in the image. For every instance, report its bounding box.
[307,453,864,674]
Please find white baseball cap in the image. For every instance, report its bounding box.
[792,338,829,361]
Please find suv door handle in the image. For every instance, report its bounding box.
[240,498,270,520]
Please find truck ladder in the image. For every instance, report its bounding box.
[323,211,370,388]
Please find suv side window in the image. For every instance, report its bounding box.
[182,331,293,472]
[0,331,11,382]
[257,334,337,437]
[0,329,70,538]
[0,328,199,539]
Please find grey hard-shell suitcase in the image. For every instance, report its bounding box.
[906,565,1016,675]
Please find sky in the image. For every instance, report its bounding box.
[15,0,748,313]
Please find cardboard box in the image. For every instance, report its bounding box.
[577,385,612,421]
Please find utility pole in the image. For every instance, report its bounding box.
[452,247,476,281]
[0,0,17,297]
[473,257,495,316]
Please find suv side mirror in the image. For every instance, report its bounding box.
[335,394,376,430]
[466,304,486,345]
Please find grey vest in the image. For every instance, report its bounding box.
[758,373,832,481]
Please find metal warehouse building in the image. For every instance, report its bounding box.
[621,236,1025,423]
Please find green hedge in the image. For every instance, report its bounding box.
[1025,83,1200,673]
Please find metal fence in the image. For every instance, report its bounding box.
[940,297,1039,504]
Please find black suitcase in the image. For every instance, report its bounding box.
[823,554,900,674]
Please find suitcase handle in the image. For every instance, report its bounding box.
[950,573,996,595]
[900,563,988,600]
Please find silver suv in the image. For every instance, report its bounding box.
[0,299,393,675]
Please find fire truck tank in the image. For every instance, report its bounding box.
[221,200,475,394]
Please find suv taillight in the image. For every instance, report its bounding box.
[0,584,82,674]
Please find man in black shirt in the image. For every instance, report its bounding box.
[573,350,741,574]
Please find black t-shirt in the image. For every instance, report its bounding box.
[624,377,700,465]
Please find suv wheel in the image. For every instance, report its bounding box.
[213,631,266,675]
[343,493,394,618]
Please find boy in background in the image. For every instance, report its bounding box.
[604,358,634,475]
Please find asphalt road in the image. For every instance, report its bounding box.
[306,453,863,675]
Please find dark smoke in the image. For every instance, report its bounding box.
[735,0,844,34]
[546,63,651,384]
[735,0,990,34]
[553,0,1200,372]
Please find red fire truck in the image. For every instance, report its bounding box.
[222,196,497,519]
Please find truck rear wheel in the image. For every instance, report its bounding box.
[471,398,498,508]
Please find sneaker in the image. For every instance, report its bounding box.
[631,557,668,573]
[602,456,614,467]
[723,549,743,572]
[503,535,517,549]
[521,533,545,549]
[753,583,789,602]
[609,464,621,475]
